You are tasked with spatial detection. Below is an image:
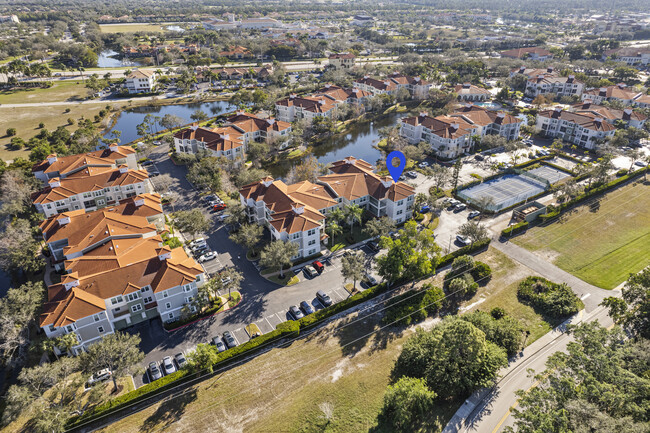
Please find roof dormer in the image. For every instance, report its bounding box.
[134,196,145,207]
[291,202,305,215]
[380,176,393,188]
[109,143,119,152]
[49,177,61,188]
[119,165,129,174]
[261,176,274,187]
[62,273,79,291]
[47,154,58,164]
[57,214,71,226]
[267,118,275,125]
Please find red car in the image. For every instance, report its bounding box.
[312,260,324,273]
[212,203,227,212]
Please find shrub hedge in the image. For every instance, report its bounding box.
[501,221,529,236]
[382,284,444,326]
[68,239,494,428]
[517,276,581,319]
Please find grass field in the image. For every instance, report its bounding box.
[0,81,89,105]
[93,309,458,433]
[514,181,650,289]
[99,23,177,33]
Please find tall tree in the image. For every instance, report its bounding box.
[229,223,264,256]
[344,203,363,234]
[425,164,451,194]
[0,170,38,217]
[378,377,437,433]
[0,218,45,274]
[457,221,489,246]
[340,251,365,290]
[0,281,44,368]
[602,267,650,339]
[259,241,299,278]
[173,209,211,239]
[451,159,463,190]
[80,332,144,393]
[363,216,396,239]
[187,343,219,373]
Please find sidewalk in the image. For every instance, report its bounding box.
[442,307,597,433]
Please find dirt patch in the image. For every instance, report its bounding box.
[534,248,561,265]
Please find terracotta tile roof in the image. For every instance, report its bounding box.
[225,112,291,134]
[402,114,477,139]
[127,69,155,79]
[454,83,491,96]
[570,102,647,122]
[582,84,640,101]
[275,95,338,113]
[40,285,106,327]
[316,85,371,102]
[387,72,430,86]
[268,205,323,234]
[31,168,149,205]
[451,104,523,126]
[510,66,558,78]
[633,94,650,105]
[527,75,581,85]
[173,126,244,152]
[32,145,136,176]
[355,76,399,92]
[329,52,355,59]
[538,109,617,132]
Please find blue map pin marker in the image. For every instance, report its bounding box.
[386,150,406,182]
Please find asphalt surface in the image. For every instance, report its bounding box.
[131,144,380,387]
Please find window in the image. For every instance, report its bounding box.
[65,324,76,333]
[143,296,153,304]
[184,296,194,303]
[131,304,143,313]
[140,286,150,293]
[397,200,404,206]
[163,291,169,298]
[94,314,100,322]
[165,302,172,310]
[168,313,174,319]
[307,229,316,236]
[308,240,316,246]
[183,284,192,293]
[292,233,300,239]
[397,210,403,215]
[111,296,123,305]
[126,292,140,302]
[97,326,105,333]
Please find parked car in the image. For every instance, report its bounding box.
[364,272,378,286]
[223,331,238,348]
[303,265,318,278]
[141,160,154,166]
[174,352,187,369]
[152,140,162,146]
[420,205,431,213]
[367,240,380,252]
[199,251,217,262]
[456,235,471,246]
[312,260,324,273]
[148,171,161,177]
[289,305,304,320]
[635,160,648,167]
[474,154,484,161]
[189,238,206,248]
[148,362,162,381]
[406,171,418,178]
[87,369,112,386]
[203,194,218,203]
[192,245,209,256]
[212,336,226,352]
[162,356,177,375]
[212,203,227,212]
[418,161,429,168]
[316,290,332,307]
[454,203,467,212]
[300,300,315,315]
[468,211,481,219]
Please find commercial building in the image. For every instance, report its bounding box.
[125,69,157,94]
[454,83,491,101]
[328,53,356,70]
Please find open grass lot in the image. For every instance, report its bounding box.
[429,246,556,343]
[94,310,457,432]
[0,81,89,105]
[0,104,107,162]
[99,23,177,33]
[514,181,650,289]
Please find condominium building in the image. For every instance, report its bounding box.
[400,105,523,159]
[581,83,642,106]
[39,193,164,270]
[328,53,356,70]
[239,157,415,257]
[275,94,339,122]
[32,167,151,218]
[536,107,616,149]
[354,72,431,100]
[602,47,650,66]
[524,75,584,98]
[509,66,558,79]
[40,239,205,355]
[125,69,157,94]
[571,100,647,129]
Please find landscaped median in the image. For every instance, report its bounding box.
[162,291,242,332]
[64,239,492,430]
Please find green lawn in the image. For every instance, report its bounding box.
[99,23,169,33]
[94,303,458,433]
[514,182,650,289]
[0,81,89,105]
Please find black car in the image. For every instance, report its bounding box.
[222,331,238,348]
[300,300,315,315]
[148,171,161,177]
[141,160,154,166]
[316,290,332,307]
[289,305,304,320]
[367,240,380,252]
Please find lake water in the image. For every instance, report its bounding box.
[97,50,145,68]
[103,101,236,144]
[270,112,407,177]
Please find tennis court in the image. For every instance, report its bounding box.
[528,166,570,184]
[458,174,547,211]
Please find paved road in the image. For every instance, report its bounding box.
[131,144,378,387]
[449,306,613,433]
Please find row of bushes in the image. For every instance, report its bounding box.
[68,240,493,428]
[538,167,648,223]
[517,276,582,319]
[162,297,225,331]
[69,321,299,428]
[541,161,575,176]
[501,221,529,237]
[382,284,445,326]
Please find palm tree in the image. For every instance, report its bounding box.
[344,204,363,235]
[327,221,342,247]
[329,208,345,225]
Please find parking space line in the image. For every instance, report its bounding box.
[264,316,275,330]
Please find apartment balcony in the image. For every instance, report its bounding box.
[112,308,129,318]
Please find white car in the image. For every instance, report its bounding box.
[199,251,217,262]
[456,235,471,246]
[418,162,429,168]
[87,369,112,386]
[189,238,206,248]
[162,356,177,375]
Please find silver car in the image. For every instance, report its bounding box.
[162,356,177,375]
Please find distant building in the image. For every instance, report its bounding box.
[580,83,642,106]
[328,53,356,70]
[125,69,157,94]
[218,45,253,59]
[203,15,284,31]
[536,107,616,149]
[0,14,19,24]
[524,75,584,98]
[454,83,491,102]
[354,72,431,100]
[32,145,137,182]
[351,15,374,26]
[509,66,558,79]
[602,47,650,66]
[500,46,553,61]
[570,100,647,129]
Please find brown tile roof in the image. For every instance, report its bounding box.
[454,83,491,96]
[510,66,558,78]
[451,104,522,126]
[173,126,244,153]
[538,109,617,132]
[329,52,355,59]
[527,75,581,85]
[570,102,647,122]
[40,286,106,327]
[355,76,399,92]
[32,145,136,176]
[225,112,291,134]
[402,114,477,139]
[582,84,640,101]
[127,69,155,79]
[275,95,338,113]
[32,168,149,205]
[316,85,372,102]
